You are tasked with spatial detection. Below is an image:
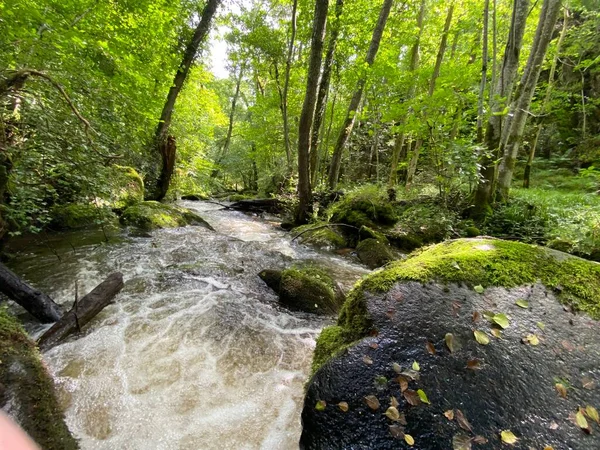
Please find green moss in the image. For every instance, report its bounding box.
[293,223,347,249]
[312,238,600,373]
[229,193,253,202]
[359,226,389,244]
[328,186,398,229]
[465,226,481,237]
[51,204,118,230]
[0,309,78,449]
[120,201,211,231]
[110,166,144,210]
[356,238,395,269]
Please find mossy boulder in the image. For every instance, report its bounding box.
[293,223,347,250]
[358,226,388,244]
[328,187,398,229]
[50,204,118,230]
[120,201,213,231]
[109,166,144,210]
[301,238,600,449]
[259,267,345,315]
[356,238,395,269]
[0,309,78,449]
[181,193,209,201]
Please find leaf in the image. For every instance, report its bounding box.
[315,400,326,411]
[385,406,401,421]
[474,330,490,345]
[338,402,349,412]
[585,405,599,424]
[369,342,379,349]
[417,389,430,404]
[492,313,510,329]
[401,369,420,381]
[543,447,554,450]
[537,322,545,330]
[515,299,529,308]
[445,333,456,353]
[500,430,518,445]
[426,341,436,355]
[444,409,455,420]
[472,311,480,322]
[474,285,484,294]
[404,434,415,446]
[364,395,380,410]
[412,360,420,371]
[455,409,473,433]
[389,424,405,439]
[397,375,409,392]
[576,410,589,430]
[403,390,421,406]
[473,435,488,444]
[390,396,399,408]
[555,383,567,398]
[522,334,540,346]
[490,328,502,339]
[582,377,595,390]
[392,362,402,374]
[466,358,483,370]
[363,355,373,365]
[482,311,495,322]
[452,433,472,450]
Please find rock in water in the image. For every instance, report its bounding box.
[301,238,600,449]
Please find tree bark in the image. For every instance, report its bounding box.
[0,263,63,323]
[327,0,394,190]
[472,0,530,216]
[405,2,454,188]
[524,7,569,188]
[38,272,124,351]
[476,0,490,143]
[148,0,221,200]
[496,0,562,200]
[296,0,329,224]
[388,0,425,187]
[310,0,344,186]
[281,0,298,174]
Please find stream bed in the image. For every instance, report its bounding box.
[5,202,368,449]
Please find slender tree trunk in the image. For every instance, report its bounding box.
[328,0,394,190]
[310,0,344,186]
[476,0,490,143]
[296,0,329,224]
[388,0,425,187]
[282,0,298,174]
[212,64,244,178]
[472,0,530,216]
[496,0,562,200]
[489,0,498,102]
[524,6,569,188]
[405,2,454,188]
[147,0,221,200]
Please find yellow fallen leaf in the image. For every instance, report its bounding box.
[576,410,589,429]
[444,409,455,420]
[404,434,415,446]
[500,430,518,445]
[417,389,430,404]
[586,405,600,424]
[385,406,400,421]
[390,396,399,408]
[543,447,554,450]
[412,360,420,371]
[555,383,567,398]
[474,330,490,345]
[445,333,455,353]
[338,402,348,412]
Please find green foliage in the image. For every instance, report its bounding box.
[50,203,117,230]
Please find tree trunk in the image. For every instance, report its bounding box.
[147,0,221,201]
[38,272,124,351]
[296,0,329,224]
[472,0,530,216]
[0,263,63,323]
[476,0,490,143]
[496,0,562,200]
[327,0,394,190]
[388,0,426,187]
[523,7,569,188]
[405,2,454,188]
[310,0,344,186]
[282,0,298,174]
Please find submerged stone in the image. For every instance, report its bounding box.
[301,238,600,449]
[120,201,213,231]
[259,267,345,315]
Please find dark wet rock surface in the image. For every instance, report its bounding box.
[301,281,600,449]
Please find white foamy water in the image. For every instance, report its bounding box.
[7,202,368,449]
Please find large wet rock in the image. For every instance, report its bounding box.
[120,201,214,231]
[301,238,600,449]
[50,203,119,230]
[259,267,345,315]
[293,223,348,250]
[0,310,78,449]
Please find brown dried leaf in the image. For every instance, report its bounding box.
[362,355,373,365]
[364,395,380,411]
[426,341,437,355]
[452,433,472,450]
[445,333,456,353]
[390,396,399,408]
[473,435,488,444]
[385,406,401,421]
[543,447,554,450]
[472,311,480,322]
[403,389,421,406]
[466,359,483,370]
[392,362,402,374]
[389,424,405,439]
[455,409,473,433]
[397,375,409,393]
[555,383,567,398]
[338,402,349,412]
[582,377,596,390]
[400,369,420,381]
[452,301,462,316]
[490,328,502,339]
[444,409,455,420]
[369,342,379,349]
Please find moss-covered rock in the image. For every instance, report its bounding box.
[292,223,347,249]
[109,166,144,210]
[0,309,78,449]
[120,201,213,231]
[358,226,388,244]
[259,267,345,315]
[50,204,118,230]
[355,238,395,269]
[328,186,398,229]
[181,193,209,201]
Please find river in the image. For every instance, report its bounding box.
[5,202,368,449]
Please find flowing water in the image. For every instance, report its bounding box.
[6,202,368,450]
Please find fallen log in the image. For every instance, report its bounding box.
[229,198,284,214]
[38,272,124,351]
[0,262,63,322]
